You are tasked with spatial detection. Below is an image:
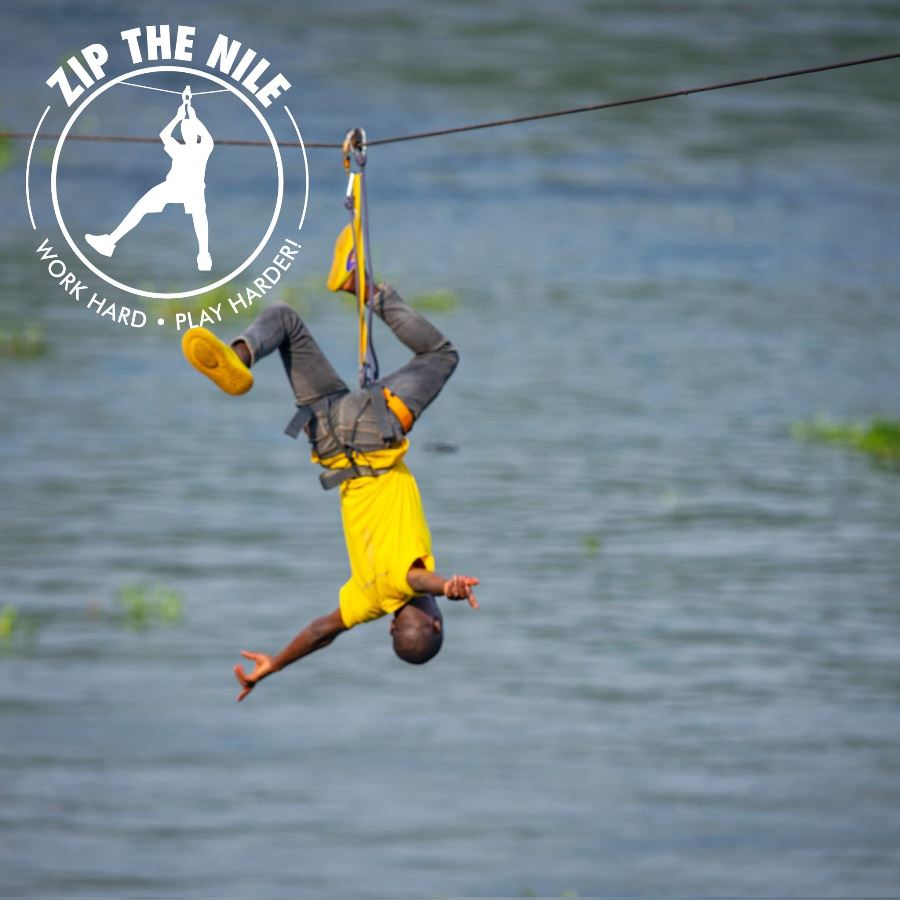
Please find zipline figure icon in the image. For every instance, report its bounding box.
[85,86,215,272]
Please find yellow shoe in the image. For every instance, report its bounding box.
[181,327,253,396]
[327,223,357,293]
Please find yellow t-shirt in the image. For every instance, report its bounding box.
[313,439,435,629]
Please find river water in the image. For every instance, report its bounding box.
[2,1,900,897]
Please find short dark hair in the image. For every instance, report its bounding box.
[392,595,443,665]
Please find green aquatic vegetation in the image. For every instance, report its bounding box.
[278,283,312,316]
[0,605,17,642]
[117,584,185,629]
[0,604,39,652]
[0,133,12,173]
[792,418,900,463]
[153,280,314,323]
[0,322,50,358]
[326,279,458,315]
[295,273,327,296]
[858,420,900,460]
[153,283,245,321]
[409,289,459,313]
[582,533,602,556]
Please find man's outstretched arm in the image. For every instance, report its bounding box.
[184,105,214,148]
[407,563,480,609]
[159,104,186,155]
[233,608,347,702]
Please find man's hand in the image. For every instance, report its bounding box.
[233,650,276,702]
[231,610,346,705]
[407,564,481,608]
[443,574,479,609]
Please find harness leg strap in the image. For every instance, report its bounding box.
[319,463,388,491]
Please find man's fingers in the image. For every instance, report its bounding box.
[444,574,480,608]
[240,650,262,663]
[445,575,479,601]
[452,575,479,587]
[235,665,256,701]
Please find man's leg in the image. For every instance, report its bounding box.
[108,183,170,243]
[234,301,348,406]
[85,183,171,257]
[191,208,211,271]
[373,283,459,421]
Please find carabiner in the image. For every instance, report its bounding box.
[341,127,367,172]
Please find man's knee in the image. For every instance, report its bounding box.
[139,185,169,214]
[439,341,459,376]
[271,300,302,326]
[142,197,167,214]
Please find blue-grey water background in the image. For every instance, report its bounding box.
[2,1,900,897]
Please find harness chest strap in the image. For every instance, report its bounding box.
[283,387,414,490]
[369,384,396,443]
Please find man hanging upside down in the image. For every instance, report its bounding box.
[182,228,479,702]
[86,87,214,272]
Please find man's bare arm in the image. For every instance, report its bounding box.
[407,563,479,609]
[232,608,347,702]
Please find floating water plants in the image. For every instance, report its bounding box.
[409,289,459,313]
[279,282,313,316]
[116,583,185,629]
[152,283,245,322]
[0,604,39,652]
[0,604,18,643]
[792,418,900,463]
[0,132,12,172]
[0,322,49,358]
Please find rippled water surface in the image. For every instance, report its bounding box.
[2,1,900,897]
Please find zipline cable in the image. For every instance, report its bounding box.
[120,81,229,96]
[2,50,898,151]
[366,50,900,147]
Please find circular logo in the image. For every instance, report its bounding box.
[49,64,300,300]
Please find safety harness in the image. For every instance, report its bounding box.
[284,128,414,490]
[283,386,408,490]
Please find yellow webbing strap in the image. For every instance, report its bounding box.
[348,173,368,372]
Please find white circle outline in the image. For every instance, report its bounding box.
[50,65,293,300]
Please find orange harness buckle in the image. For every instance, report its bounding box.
[383,387,414,433]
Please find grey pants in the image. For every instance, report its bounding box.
[234,283,458,458]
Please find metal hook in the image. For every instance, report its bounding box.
[341,127,367,171]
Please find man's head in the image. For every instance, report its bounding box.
[391,595,443,664]
[181,119,202,144]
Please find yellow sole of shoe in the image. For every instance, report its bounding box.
[181,327,253,396]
